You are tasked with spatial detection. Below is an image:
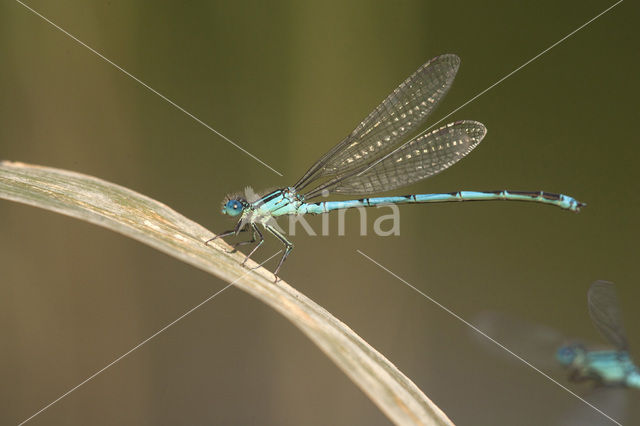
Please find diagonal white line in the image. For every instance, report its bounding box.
[356,250,623,426]
[18,250,282,425]
[357,0,623,177]
[428,0,623,131]
[15,0,283,177]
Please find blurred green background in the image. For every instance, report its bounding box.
[1,1,638,424]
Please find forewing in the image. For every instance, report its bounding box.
[588,280,629,351]
[294,54,461,189]
[329,120,486,195]
[471,311,567,371]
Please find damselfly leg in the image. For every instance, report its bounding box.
[240,224,265,268]
[265,224,294,278]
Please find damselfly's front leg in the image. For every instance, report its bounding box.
[265,224,294,281]
[205,219,246,246]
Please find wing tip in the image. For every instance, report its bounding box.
[421,53,461,76]
[433,53,461,66]
[589,280,616,295]
[436,120,487,143]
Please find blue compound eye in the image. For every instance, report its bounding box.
[222,199,244,217]
[556,346,576,365]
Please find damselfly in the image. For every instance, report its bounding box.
[474,281,639,388]
[557,280,640,388]
[207,54,584,277]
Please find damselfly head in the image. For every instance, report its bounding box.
[556,343,584,366]
[221,194,247,217]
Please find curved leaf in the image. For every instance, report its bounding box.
[0,160,453,426]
